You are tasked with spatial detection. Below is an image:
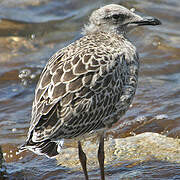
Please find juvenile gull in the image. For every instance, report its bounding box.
[21,4,161,180]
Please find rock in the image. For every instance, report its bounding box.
[0,146,3,168]
[56,132,180,170]
[0,146,7,179]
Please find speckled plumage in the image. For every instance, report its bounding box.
[21,4,161,160]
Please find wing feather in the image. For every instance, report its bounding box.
[27,35,132,144]
[27,47,106,141]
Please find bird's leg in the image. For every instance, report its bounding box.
[98,133,105,180]
[78,141,89,180]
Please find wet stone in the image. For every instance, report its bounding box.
[0,146,7,179]
[0,146,3,168]
[56,132,180,171]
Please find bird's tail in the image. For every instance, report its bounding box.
[19,139,64,159]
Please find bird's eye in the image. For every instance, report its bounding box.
[112,14,126,22]
[112,14,120,19]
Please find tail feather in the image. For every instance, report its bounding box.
[20,139,64,159]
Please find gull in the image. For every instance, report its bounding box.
[21,4,161,180]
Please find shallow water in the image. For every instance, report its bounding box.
[0,0,180,179]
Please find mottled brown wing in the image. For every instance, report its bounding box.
[27,44,124,142]
[28,50,65,133]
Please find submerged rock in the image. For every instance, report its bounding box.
[56,132,180,170]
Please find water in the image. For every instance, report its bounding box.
[0,0,180,179]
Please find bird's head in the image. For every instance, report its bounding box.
[83,4,161,35]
